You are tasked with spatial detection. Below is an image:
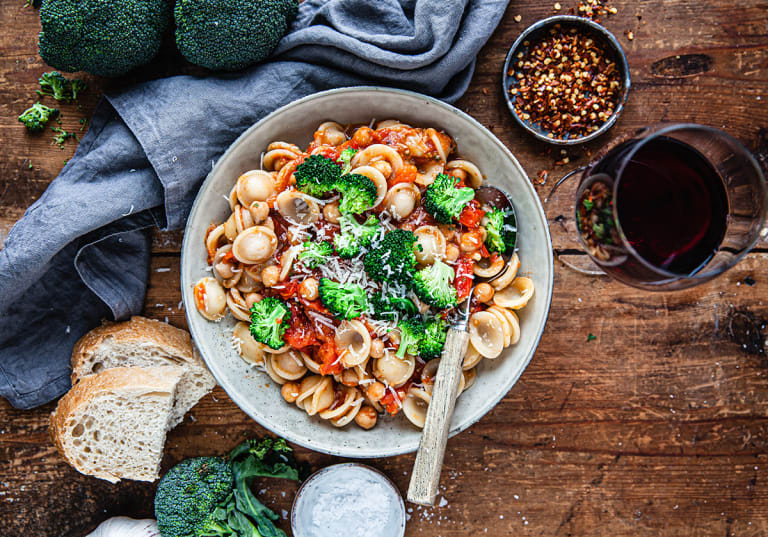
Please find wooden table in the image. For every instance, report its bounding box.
[2,1,768,535]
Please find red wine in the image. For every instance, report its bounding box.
[609,137,728,275]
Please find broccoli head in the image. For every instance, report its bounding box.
[18,102,59,132]
[413,260,458,309]
[423,173,475,224]
[364,229,418,287]
[175,0,298,71]
[333,215,380,258]
[337,147,358,175]
[419,316,448,360]
[395,317,424,358]
[318,278,368,320]
[484,208,517,255]
[39,0,173,77]
[154,456,234,537]
[294,154,341,197]
[370,292,418,322]
[335,173,377,215]
[249,296,291,350]
[298,240,333,269]
[37,71,87,102]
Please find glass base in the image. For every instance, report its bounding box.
[544,167,608,277]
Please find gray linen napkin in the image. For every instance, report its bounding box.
[0,0,509,408]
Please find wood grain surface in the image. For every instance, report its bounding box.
[1,0,768,535]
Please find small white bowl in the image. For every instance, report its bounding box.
[291,463,406,537]
[181,87,554,458]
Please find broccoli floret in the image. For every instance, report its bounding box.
[36,71,86,102]
[174,0,298,71]
[156,438,303,537]
[369,292,418,322]
[484,208,517,255]
[298,240,333,268]
[318,278,368,320]
[249,296,291,350]
[51,126,78,149]
[413,260,458,309]
[18,102,59,132]
[337,147,358,175]
[420,316,448,360]
[333,215,380,258]
[423,173,475,224]
[229,436,309,481]
[39,0,172,77]
[294,154,341,197]
[154,456,234,537]
[395,317,424,358]
[364,229,418,287]
[335,173,377,215]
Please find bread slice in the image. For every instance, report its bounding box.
[71,316,216,428]
[50,366,182,483]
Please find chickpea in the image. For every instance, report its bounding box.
[474,283,494,303]
[460,229,484,252]
[365,381,386,402]
[281,382,300,403]
[323,201,341,224]
[261,265,280,288]
[299,277,319,301]
[245,292,263,309]
[370,338,385,359]
[249,201,270,224]
[448,168,467,181]
[352,126,374,147]
[354,406,378,430]
[340,369,359,387]
[445,243,460,263]
[214,261,235,279]
[371,160,392,178]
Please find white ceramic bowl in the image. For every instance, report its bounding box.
[181,87,553,458]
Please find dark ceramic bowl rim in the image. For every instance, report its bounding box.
[501,15,632,146]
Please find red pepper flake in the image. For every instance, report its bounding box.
[536,170,549,184]
[509,24,623,140]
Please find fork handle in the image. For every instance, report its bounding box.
[407,328,470,506]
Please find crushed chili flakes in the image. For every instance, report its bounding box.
[536,169,549,184]
[509,24,622,140]
[577,0,617,22]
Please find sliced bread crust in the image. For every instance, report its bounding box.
[70,316,216,427]
[50,366,182,483]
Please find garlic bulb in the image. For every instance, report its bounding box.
[86,518,159,537]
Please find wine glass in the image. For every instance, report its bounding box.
[547,123,767,290]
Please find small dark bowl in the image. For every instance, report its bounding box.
[502,15,631,146]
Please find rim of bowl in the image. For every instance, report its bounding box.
[501,15,632,146]
[291,463,406,537]
[181,86,554,458]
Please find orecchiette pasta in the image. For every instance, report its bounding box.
[194,120,534,430]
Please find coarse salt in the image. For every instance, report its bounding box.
[293,464,405,537]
